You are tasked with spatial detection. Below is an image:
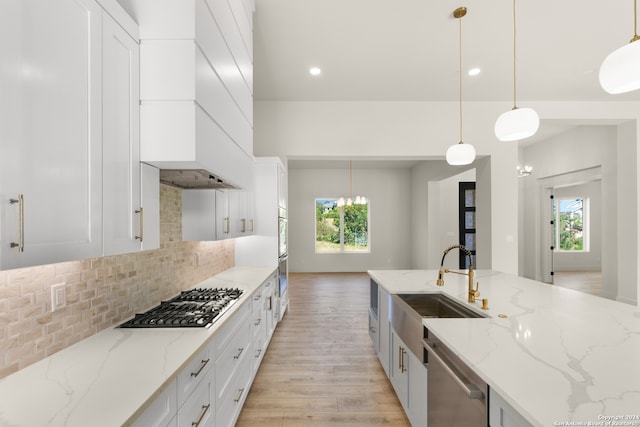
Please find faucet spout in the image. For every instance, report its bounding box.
[435,244,478,303]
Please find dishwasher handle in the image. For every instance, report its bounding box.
[424,341,484,400]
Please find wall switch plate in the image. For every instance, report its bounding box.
[51,282,66,312]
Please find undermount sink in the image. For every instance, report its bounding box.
[395,293,486,319]
[390,293,486,363]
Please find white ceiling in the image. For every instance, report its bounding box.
[253,0,640,168]
[254,0,640,103]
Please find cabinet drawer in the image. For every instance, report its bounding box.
[215,357,252,427]
[489,388,533,427]
[252,333,264,372]
[176,345,212,407]
[215,317,251,399]
[211,299,251,356]
[131,380,177,427]
[176,368,214,427]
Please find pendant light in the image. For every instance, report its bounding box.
[446,7,476,166]
[336,160,367,208]
[494,0,539,142]
[599,0,640,94]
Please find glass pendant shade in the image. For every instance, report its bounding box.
[600,40,640,94]
[494,107,540,141]
[446,142,476,165]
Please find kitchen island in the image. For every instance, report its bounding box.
[369,269,640,427]
[0,266,276,427]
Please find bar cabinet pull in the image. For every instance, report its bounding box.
[135,207,143,241]
[190,358,210,378]
[9,194,24,252]
[191,403,210,427]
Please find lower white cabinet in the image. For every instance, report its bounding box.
[177,368,214,427]
[372,284,427,427]
[407,348,428,427]
[390,330,410,404]
[489,388,533,427]
[182,189,254,241]
[131,273,277,427]
[131,381,177,427]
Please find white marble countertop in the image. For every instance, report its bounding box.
[368,269,640,427]
[0,266,275,427]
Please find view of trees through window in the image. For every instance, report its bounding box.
[315,198,369,253]
[553,198,585,251]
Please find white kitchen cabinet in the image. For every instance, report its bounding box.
[389,329,429,427]
[235,157,287,267]
[213,304,252,427]
[390,330,410,406]
[176,367,214,427]
[102,8,142,256]
[251,286,267,372]
[407,348,428,427]
[373,283,426,427]
[118,0,254,191]
[0,0,103,270]
[182,189,253,241]
[141,163,160,251]
[130,380,177,427]
[378,286,391,377]
[489,387,533,427]
[182,190,217,241]
[215,190,254,240]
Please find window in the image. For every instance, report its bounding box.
[315,198,369,253]
[553,197,587,251]
[458,182,476,269]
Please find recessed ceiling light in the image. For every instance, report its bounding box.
[309,67,322,76]
[468,68,481,76]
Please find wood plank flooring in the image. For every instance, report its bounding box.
[552,270,602,297]
[236,272,410,427]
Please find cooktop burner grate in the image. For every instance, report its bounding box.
[119,287,244,328]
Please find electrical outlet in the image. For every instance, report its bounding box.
[51,282,66,312]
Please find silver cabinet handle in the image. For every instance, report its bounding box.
[401,347,407,373]
[249,219,254,232]
[268,296,272,311]
[254,318,261,326]
[190,358,210,378]
[223,217,230,234]
[233,347,244,359]
[191,403,210,427]
[254,348,262,358]
[233,388,245,403]
[135,207,143,241]
[9,194,24,252]
[240,218,246,233]
[424,341,483,399]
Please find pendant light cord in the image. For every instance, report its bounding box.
[633,0,640,42]
[459,13,463,143]
[349,160,353,200]
[512,0,518,109]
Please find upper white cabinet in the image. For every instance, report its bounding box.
[102,9,142,256]
[102,7,160,255]
[234,157,287,267]
[182,189,253,241]
[0,0,103,270]
[0,0,159,269]
[119,0,254,190]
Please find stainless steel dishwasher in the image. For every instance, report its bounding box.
[423,328,488,427]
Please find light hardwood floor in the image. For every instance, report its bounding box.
[552,270,602,297]
[236,272,410,427]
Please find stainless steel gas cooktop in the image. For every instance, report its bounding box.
[119,287,244,328]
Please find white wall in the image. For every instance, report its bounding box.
[520,124,637,303]
[552,181,602,271]
[288,167,411,272]
[254,100,640,305]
